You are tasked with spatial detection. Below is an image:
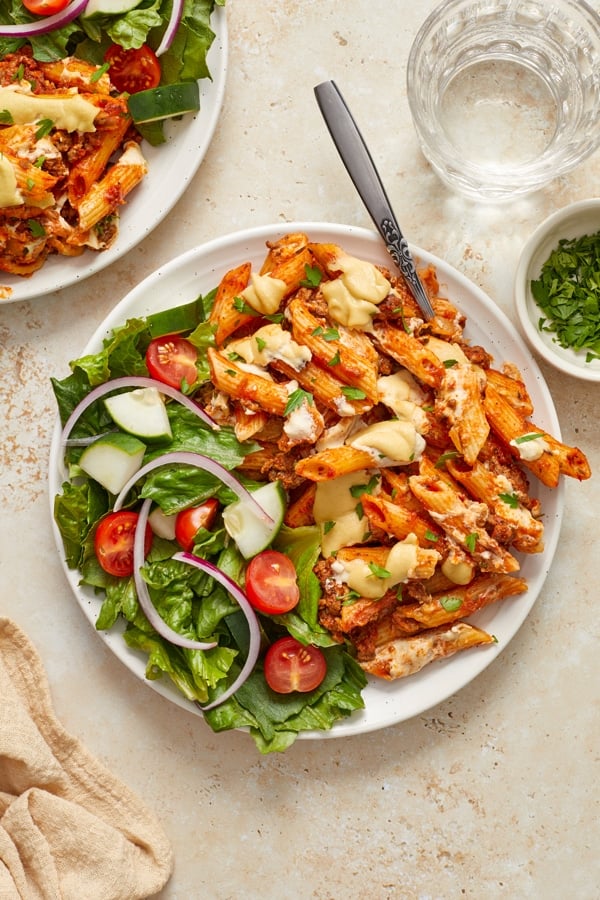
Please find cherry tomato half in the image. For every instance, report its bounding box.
[94,510,152,578]
[175,499,219,552]
[245,550,300,615]
[21,0,70,14]
[264,636,327,694]
[104,43,161,95]
[145,334,198,389]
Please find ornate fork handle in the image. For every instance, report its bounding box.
[380,217,434,316]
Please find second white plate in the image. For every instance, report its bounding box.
[2,5,227,304]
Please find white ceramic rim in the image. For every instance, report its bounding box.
[48,221,565,740]
[0,6,228,305]
[514,199,600,383]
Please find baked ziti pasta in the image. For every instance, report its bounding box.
[199,231,590,681]
[0,50,147,277]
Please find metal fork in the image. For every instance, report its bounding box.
[314,80,435,321]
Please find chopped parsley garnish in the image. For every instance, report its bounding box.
[33,155,46,168]
[530,231,600,360]
[435,450,459,468]
[498,492,519,508]
[35,118,54,140]
[514,432,545,444]
[464,532,478,553]
[323,520,335,534]
[440,595,463,612]
[312,325,340,341]
[368,562,391,579]
[284,388,313,415]
[90,62,110,83]
[341,385,367,400]
[342,590,361,606]
[233,295,257,315]
[28,219,46,238]
[12,64,24,82]
[328,350,341,366]
[0,109,14,125]
[224,368,237,377]
[255,336,266,352]
[443,358,459,368]
[392,305,410,332]
[300,264,323,288]
[424,529,439,542]
[350,475,380,499]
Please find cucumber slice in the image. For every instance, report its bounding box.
[104,387,172,442]
[79,432,145,495]
[127,82,200,125]
[147,297,204,337]
[222,481,286,559]
[148,507,177,540]
[83,0,143,16]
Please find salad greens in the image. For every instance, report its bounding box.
[530,230,600,363]
[0,0,225,142]
[51,294,367,753]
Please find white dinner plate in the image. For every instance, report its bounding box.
[48,222,564,739]
[1,7,227,305]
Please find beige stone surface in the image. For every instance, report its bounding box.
[1,1,599,897]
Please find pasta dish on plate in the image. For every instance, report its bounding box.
[0,50,147,278]
[50,229,591,751]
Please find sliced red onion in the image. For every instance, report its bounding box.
[173,550,262,710]
[113,450,274,526]
[155,0,184,56]
[0,0,89,37]
[60,375,218,458]
[133,499,217,650]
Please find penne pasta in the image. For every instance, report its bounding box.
[209,261,253,346]
[0,51,147,276]
[372,322,446,388]
[288,295,379,400]
[76,141,147,232]
[486,367,534,416]
[408,472,520,574]
[68,115,131,207]
[446,456,544,553]
[295,445,377,481]
[483,382,590,487]
[436,362,490,464]
[207,348,290,416]
[359,622,495,680]
[186,232,591,686]
[400,573,528,629]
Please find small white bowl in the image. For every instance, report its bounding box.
[514,199,600,382]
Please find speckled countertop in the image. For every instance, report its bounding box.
[1,2,599,898]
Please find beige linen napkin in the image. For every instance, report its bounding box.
[0,618,173,899]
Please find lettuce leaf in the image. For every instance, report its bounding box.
[203,647,367,753]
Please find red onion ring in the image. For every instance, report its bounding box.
[173,550,262,710]
[112,450,274,526]
[133,499,217,650]
[60,375,218,457]
[0,0,89,37]
[155,0,184,56]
